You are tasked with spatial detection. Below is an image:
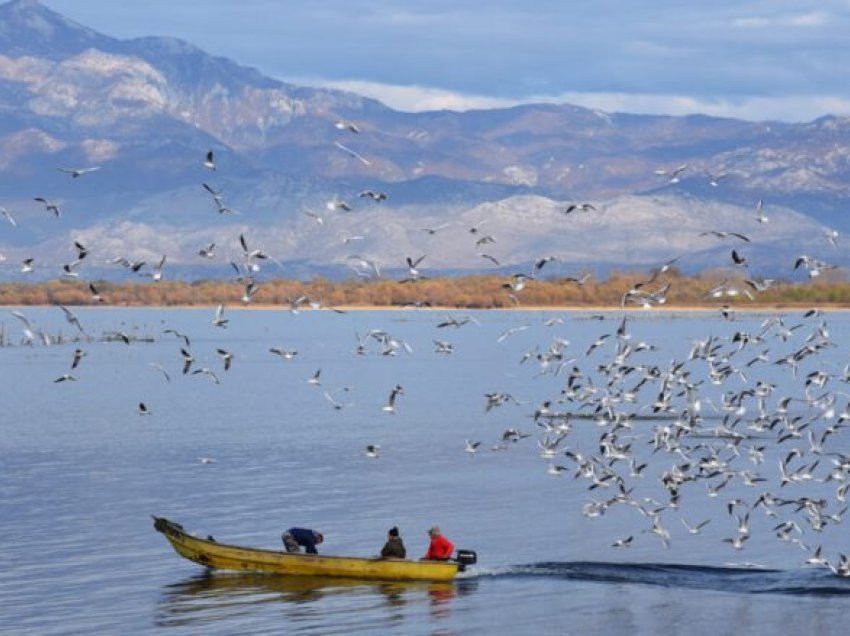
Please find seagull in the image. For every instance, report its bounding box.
[62,259,83,278]
[335,119,361,134]
[565,273,592,286]
[150,362,171,382]
[151,255,166,281]
[419,223,451,235]
[304,210,324,225]
[323,390,354,411]
[180,348,194,374]
[705,171,728,187]
[699,230,751,242]
[54,374,77,383]
[199,456,216,464]
[478,253,501,266]
[434,340,454,354]
[57,166,101,178]
[138,402,150,415]
[202,182,224,203]
[198,242,216,258]
[334,141,371,166]
[88,282,104,303]
[563,202,597,214]
[72,241,88,260]
[20,258,34,273]
[824,228,839,246]
[405,255,426,279]
[34,197,61,217]
[681,518,711,534]
[464,440,482,454]
[611,535,634,548]
[794,255,834,278]
[382,384,404,413]
[58,305,84,333]
[1,207,17,227]
[364,445,380,458]
[307,369,322,386]
[497,325,529,343]
[754,199,768,224]
[212,304,228,328]
[216,348,233,372]
[203,150,216,170]
[731,249,747,266]
[242,280,259,303]
[359,190,387,202]
[654,164,688,183]
[164,329,190,347]
[192,367,220,384]
[326,197,352,212]
[533,256,557,276]
[340,232,365,244]
[269,347,298,360]
[70,348,86,370]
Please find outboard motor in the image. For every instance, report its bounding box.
[454,549,477,571]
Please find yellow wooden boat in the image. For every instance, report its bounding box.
[153,517,476,582]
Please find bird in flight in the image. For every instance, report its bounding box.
[34,197,61,217]
[334,141,371,166]
[57,166,101,178]
[216,348,234,372]
[212,304,228,328]
[1,207,17,227]
[203,150,216,170]
[382,384,404,413]
[335,119,361,134]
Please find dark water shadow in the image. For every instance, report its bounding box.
[483,561,850,596]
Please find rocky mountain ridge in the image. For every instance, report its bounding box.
[0,0,847,281]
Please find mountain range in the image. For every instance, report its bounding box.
[0,0,847,282]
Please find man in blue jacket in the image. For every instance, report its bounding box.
[282,527,324,554]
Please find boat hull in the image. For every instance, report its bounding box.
[153,517,460,582]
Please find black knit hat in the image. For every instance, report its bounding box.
[389,526,399,537]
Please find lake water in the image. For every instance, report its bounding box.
[3,307,850,635]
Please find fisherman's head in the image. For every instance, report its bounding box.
[428,526,440,538]
[315,532,324,544]
[389,526,399,537]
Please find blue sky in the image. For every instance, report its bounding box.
[43,0,850,121]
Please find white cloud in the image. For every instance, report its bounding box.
[288,77,850,122]
[732,11,829,28]
[286,77,519,112]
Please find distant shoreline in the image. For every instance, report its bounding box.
[2,303,847,312]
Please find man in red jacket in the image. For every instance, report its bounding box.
[423,526,454,560]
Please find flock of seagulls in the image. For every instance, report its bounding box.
[3,118,850,578]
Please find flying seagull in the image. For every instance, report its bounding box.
[334,141,371,166]
[335,119,361,134]
[33,197,61,218]
[0,207,17,227]
[382,384,404,413]
[212,304,228,328]
[57,166,101,178]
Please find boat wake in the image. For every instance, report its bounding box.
[470,561,850,596]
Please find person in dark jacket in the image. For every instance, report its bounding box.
[282,527,324,554]
[380,526,406,559]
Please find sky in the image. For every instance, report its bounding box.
[42,0,850,122]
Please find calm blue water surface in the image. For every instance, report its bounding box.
[2,307,850,634]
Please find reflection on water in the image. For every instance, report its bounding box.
[156,572,477,630]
